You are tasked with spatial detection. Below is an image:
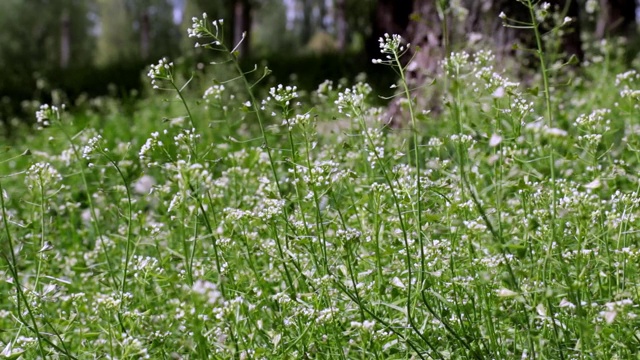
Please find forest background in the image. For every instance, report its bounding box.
[0,0,638,132]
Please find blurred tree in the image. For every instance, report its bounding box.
[341,0,376,51]
[96,0,180,65]
[181,0,255,57]
[334,0,347,50]
[253,0,293,55]
[597,0,637,37]
[368,0,588,73]
[232,0,253,57]
[95,0,137,65]
[366,0,590,126]
[0,0,95,91]
[129,0,182,60]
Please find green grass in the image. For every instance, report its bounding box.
[2,11,640,359]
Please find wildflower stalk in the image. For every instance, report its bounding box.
[393,37,472,359]
[0,182,46,358]
[150,59,235,301]
[189,17,302,295]
[524,2,565,358]
[32,179,47,292]
[525,0,558,269]
[390,31,428,303]
[0,181,77,359]
[350,99,439,355]
[37,106,122,305]
[170,80,198,133]
[375,34,479,357]
[302,135,330,272]
[96,149,135,324]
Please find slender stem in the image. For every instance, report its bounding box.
[0,181,46,358]
[57,125,119,291]
[101,152,134,324]
[526,2,563,359]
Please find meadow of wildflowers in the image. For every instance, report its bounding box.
[2,3,640,359]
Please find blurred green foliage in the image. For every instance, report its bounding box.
[0,0,379,126]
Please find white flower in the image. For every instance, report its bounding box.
[558,298,576,309]
[192,280,222,304]
[603,310,617,324]
[545,127,568,137]
[133,175,156,195]
[489,134,503,147]
[497,288,518,297]
[492,86,505,98]
[584,178,601,190]
[391,277,405,289]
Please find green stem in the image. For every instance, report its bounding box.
[526,2,563,359]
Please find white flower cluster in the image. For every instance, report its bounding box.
[25,162,63,191]
[372,33,409,64]
[443,51,471,75]
[139,131,163,165]
[335,83,372,117]
[82,134,103,160]
[615,70,640,99]
[536,2,551,22]
[282,113,310,130]
[449,133,475,147]
[187,13,223,45]
[147,58,174,89]
[336,228,362,244]
[289,159,347,188]
[35,103,63,128]
[192,279,223,305]
[268,84,299,106]
[599,299,635,324]
[574,108,611,133]
[203,84,226,102]
[253,198,285,221]
[315,80,334,99]
[173,128,201,150]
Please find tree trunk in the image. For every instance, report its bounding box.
[368,0,441,126]
[233,0,252,57]
[597,0,637,37]
[368,0,584,126]
[60,9,70,68]
[335,0,348,51]
[557,0,584,62]
[140,8,150,60]
[367,0,414,64]
[301,0,315,45]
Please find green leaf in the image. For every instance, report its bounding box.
[566,54,579,66]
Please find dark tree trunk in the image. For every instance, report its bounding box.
[319,0,328,31]
[60,9,71,68]
[597,0,637,37]
[233,0,252,57]
[493,0,583,62]
[140,9,150,60]
[367,0,413,60]
[368,0,584,125]
[367,0,441,126]
[335,0,348,51]
[301,0,314,45]
[558,0,584,62]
